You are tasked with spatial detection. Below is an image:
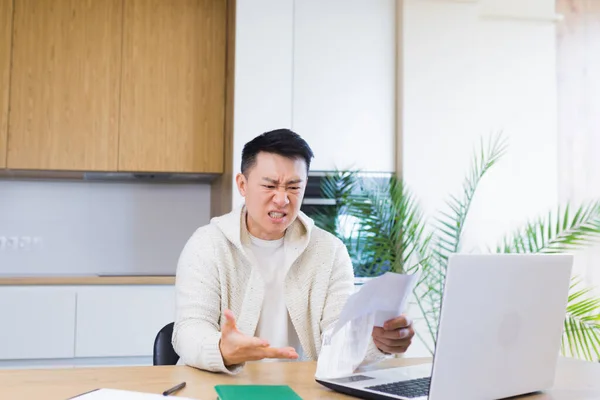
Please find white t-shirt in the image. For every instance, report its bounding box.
[245,234,303,361]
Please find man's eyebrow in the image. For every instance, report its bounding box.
[261,177,304,184]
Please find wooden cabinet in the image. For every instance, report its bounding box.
[0,288,77,360]
[119,0,227,173]
[7,0,122,171]
[3,0,228,174]
[0,0,12,168]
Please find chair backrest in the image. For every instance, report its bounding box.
[153,322,180,365]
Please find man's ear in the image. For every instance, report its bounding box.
[235,173,247,197]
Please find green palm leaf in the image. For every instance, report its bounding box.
[411,254,445,350]
[493,203,600,362]
[311,169,359,241]
[412,133,507,348]
[562,277,600,361]
[496,202,600,254]
[346,175,430,276]
[314,133,600,363]
[435,132,507,263]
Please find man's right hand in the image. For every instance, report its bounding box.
[219,309,299,366]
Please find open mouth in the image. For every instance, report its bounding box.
[268,211,287,221]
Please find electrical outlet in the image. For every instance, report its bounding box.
[0,236,43,251]
[32,236,43,250]
[19,236,32,251]
[7,237,18,250]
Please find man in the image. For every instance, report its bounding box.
[172,129,414,374]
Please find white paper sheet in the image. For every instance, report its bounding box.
[69,388,197,400]
[333,271,420,336]
[316,271,420,379]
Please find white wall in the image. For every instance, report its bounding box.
[479,0,556,20]
[556,0,600,289]
[400,0,559,359]
[232,0,397,209]
[0,180,210,276]
[402,0,558,253]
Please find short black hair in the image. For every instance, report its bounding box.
[241,129,314,175]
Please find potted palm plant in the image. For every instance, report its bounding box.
[314,134,600,362]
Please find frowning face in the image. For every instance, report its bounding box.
[236,152,307,240]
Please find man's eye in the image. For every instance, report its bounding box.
[289,187,300,191]
[263,185,275,189]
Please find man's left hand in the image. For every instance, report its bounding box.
[372,315,414,354]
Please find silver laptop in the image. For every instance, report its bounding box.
[316,253,573,400]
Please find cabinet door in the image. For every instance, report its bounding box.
[118,0,227,173]
[0,0,12,168]
[293,0,396,172]
[75,286,175,358]
[0,288,76,359]
[7,0,122,171]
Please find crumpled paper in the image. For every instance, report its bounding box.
[315,271,420,379]
[315,312,375,379]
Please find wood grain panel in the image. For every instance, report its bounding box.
[0,357,598,400]
[8,0,122,170]
[210,0,235,217]
[0,0,13,168]
[119,0,227,173]
[8,0,122,171]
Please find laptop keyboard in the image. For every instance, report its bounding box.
[365,376,431,398]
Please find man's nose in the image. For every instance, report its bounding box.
[272,190,290,206]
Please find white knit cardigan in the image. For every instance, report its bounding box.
[172,204,386,374]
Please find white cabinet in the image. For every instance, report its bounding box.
[0,285,175,366]
[0,288,76,359]
[74,286,175,358]
[292,0,397,172]
[232,0,294,209]
[232,0,397,210]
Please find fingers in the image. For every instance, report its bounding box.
[261,346,299,360]
[373,337,410,354]
[242,347,298,362]
[230,334,297,361]
[373,323,414,354]
[219,311,299,363]
[248,345,298,361]
[383,315,412,331]
[373,334,412,348]
[373,326,414,340]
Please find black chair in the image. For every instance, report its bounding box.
[153,322,180,365]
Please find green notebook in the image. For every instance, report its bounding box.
[214,384,302,400]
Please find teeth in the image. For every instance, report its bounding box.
[269,212,284,218]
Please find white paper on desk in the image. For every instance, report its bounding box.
[69,388,197,400]
[315,271,420,380]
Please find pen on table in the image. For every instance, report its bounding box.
[162,381,186,396]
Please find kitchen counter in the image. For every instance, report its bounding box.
[0,276,175,285]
